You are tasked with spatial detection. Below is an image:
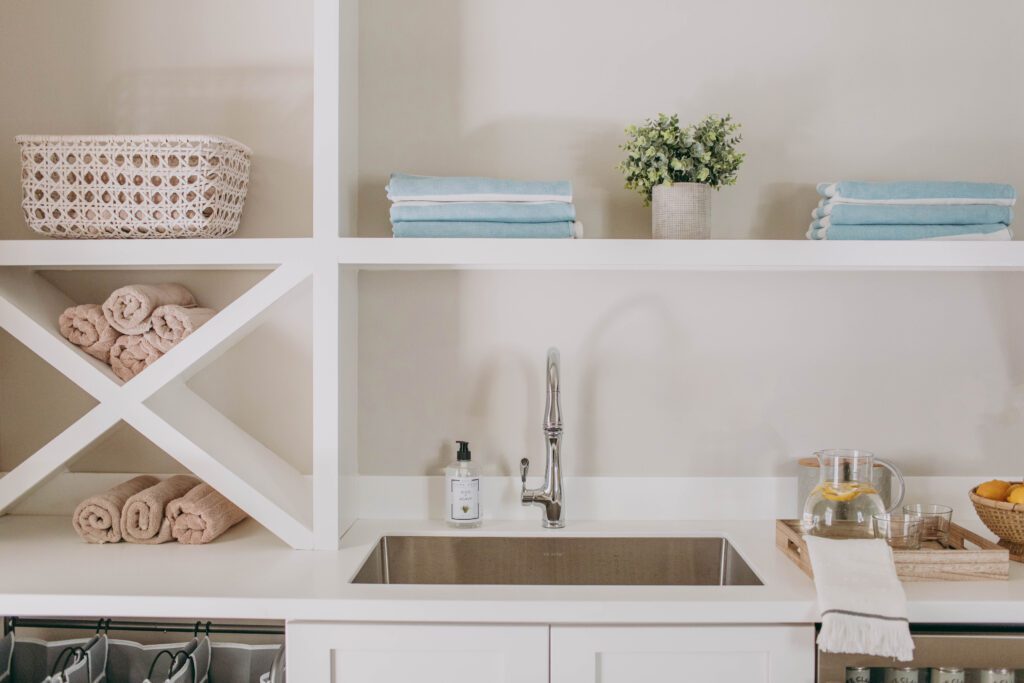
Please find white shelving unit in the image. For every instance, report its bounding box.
[2,0,1022,554]
[0,1,343,550]
[0,255,317,548]
[5,238,1024,551]
[336,238,1024,271]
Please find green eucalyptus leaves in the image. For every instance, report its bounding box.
[619,113,745,205]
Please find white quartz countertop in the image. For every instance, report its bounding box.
[0,516,1020,624]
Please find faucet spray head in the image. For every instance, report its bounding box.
[544,347,562,432]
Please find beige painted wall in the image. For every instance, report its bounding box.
[0,0,313,239]
[358,0,1024,238]
[354,0,1024,480]
[359,270,1024,478]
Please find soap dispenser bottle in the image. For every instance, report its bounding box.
[445,440,481,528]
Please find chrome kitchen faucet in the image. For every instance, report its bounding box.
[520,347,565,528]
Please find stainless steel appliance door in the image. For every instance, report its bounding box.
[817,626,1024,682]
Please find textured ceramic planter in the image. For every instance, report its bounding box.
[651,182,711,239]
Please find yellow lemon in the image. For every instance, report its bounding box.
[1007,486,1024,505]
[976,479,1012,501]
[819,483,875,502]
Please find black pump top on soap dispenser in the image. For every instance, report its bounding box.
[456,440,472,461]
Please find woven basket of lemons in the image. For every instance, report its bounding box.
[970,480,1024,559]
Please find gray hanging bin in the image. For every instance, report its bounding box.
[259,646,284,683]
[11,634,108,683]
[0,632,13,682]
[209,643,281,683]
[135,637,211,683]
[7,634,283,683]
[110,638,281,683]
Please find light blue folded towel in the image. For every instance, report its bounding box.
[807,223,1010,241]
[392,221,576,239]
[387,174,573,202]
[812,203,1013,226]
[817,181,1016,205]
[390,201,576,224]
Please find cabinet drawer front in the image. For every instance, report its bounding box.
[551,625,814,683]
[288,622,549,683]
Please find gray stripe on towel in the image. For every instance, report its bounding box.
[821,609,909,623]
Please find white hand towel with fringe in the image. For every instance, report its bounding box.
[804,535,915,662]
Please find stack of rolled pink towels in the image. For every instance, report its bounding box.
[73,475,248,545]
[58,283,216,381]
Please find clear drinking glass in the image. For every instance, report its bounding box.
[874,513,922,550]
[903,504,953,545]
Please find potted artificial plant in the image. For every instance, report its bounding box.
[619,113,744,239]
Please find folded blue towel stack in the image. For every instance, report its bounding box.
[386,173,580,239]
[808,181,1017,241]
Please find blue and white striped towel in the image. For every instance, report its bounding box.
[807,223,1012,241]
[812,203,1013,227]
[387,174,573,203]
[817,181,1016,206]
[390,201,576,224]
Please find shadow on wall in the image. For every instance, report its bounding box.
[358,271,465,476]
[467,350,541,477]
[575,292,687,473]
[355,270,802,478]
[976,272,1024,473]
[108,67,314,238]
[682,63,826,240]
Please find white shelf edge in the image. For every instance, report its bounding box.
[0,269,121,401]
[336,237,1024,271]
[0,237,315,268]
[136,383,314,549]
[0,262,316,548]
[120,261,312,402]
[0,404,121,514]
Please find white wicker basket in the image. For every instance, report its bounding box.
[17,135,251,239]
[652,182,711,239]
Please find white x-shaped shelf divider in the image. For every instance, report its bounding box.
[0,260,316,549]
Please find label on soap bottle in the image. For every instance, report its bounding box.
[447,477,480,521]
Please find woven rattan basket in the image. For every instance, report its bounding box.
[970,484,1024,558]
[17,135,251,239]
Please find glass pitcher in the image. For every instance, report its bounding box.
[801,449,906,538]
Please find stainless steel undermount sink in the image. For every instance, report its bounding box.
[351,536,762,586]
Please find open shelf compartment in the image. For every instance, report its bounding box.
[0,262,316,549]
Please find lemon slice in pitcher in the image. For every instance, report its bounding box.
[818,483,877,502]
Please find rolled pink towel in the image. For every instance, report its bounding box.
[73,475,159,544]
[167,484,248,544]
[109,334,163,382]
[58,304,120,362]
[120,474,201,544]
[102,283,196,335]
[144,305,216,353]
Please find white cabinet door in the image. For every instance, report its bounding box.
[287,622,549,683]
[551,625,815,683]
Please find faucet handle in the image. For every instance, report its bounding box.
[520,458,529,486]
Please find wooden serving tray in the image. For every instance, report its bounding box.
[776,519,1010,582]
